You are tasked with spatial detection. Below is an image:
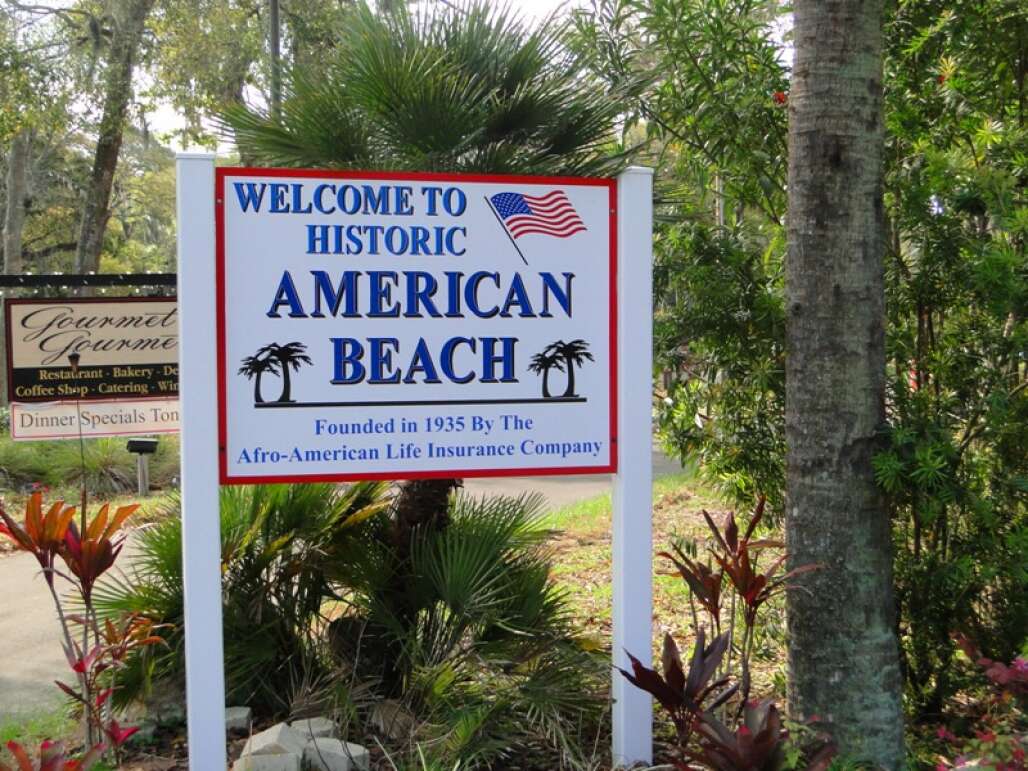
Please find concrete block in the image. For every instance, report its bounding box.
[303,738,370,771]
[290,716,337,740]
[240,723,308,757]
[226,706,253,732]
[232,754,301,771]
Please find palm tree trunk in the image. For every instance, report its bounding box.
[254,373,264,403]
[279,364,292,402]
[785,0,903,767]
[74,0,155,277]
[562,356,576,397]
[542,368,551,398]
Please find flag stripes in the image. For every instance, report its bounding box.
[489,190,587,239]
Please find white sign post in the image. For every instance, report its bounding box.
[612,167,654,765]
[176,153,227,771]
[176,156,653,769]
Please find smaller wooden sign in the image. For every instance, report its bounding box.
[5,297,178,403]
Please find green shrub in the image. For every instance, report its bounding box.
[96,485,607,768]
[0,434,180,494]
[324,490,606,768]
[94,482,389,713]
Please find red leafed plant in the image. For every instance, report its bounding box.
[953,632,1028,708]
[620,628,738,747]
[0,496,76,589]
[620,497,830,770]
[0,494,159,763]
[933,633,1028,771]
[0,739,104,771]
[56,614,165,760]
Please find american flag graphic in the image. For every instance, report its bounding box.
[488,191,586,239]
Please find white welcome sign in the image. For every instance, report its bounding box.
[176,157,653,770]
[216,169,616,482]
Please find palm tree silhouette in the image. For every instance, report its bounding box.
[257,342,312,403]
[545,339,593,398]
[238,353,280,404]
[528,350,565,398]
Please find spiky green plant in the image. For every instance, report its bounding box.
[221,2,629,176]
[93,482,390,713]
[324,492,608,769]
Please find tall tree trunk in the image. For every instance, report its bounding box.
[1,127,32,408]
[785,0,904,767]
[269,0,282,120]
[3,128,31,275]
[73,0,154,275]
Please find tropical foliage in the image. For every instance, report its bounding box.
[574,0,1028,728]
[97,484,608,768]
[0,493,156,762]
[620,499,832,771]
[222,2,628,177]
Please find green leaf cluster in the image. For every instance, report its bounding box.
[221,2,629,176]
[95,485,606,768]
[576,0,1028,720]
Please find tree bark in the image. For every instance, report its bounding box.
[785,0,904,767]
[73,0,155,275]
[3,128,31,275]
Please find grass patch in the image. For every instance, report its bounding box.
[545,471,723,633]
[0,434,180,498]
[543,470,788,701]
[0,707,75,747]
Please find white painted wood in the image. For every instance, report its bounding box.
[612,166,654,766]
[176,153,227,771]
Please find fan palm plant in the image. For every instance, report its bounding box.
[221,0,629,539]
[221,2,629,175]
[93,482,390,713]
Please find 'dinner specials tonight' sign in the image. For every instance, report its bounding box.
[217,169,616,483]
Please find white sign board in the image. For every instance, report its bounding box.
[177,157,653,769]
[9,398,180,440]
[216,169,617,483]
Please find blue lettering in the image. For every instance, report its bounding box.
[269,183,289,213]
[480,337,518,383]
[313,184,335,214]
[403,338,441,384]
[368,271,400,317]
[441,337,475,383]
[445,227,466,256]
[307,224,330,254]
[311,271,360,317]
[500,273,534,317]
[404,272,441,318]
[369,338,401,384]
[267,271,306,318]
[233,182,266,212]
[540,272,574,317]
[290,184,312,214]
[464,271,500,318]
[330,338,365,384]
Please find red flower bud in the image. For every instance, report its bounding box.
[773,91,787,105]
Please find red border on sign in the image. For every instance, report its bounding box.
[4,296,177,405]
[215,167,618,485]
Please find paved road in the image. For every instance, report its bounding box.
[0,449,683,720]
[0,552,70,718]
[463,448,683,508]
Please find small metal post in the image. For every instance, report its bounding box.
[136,453,150,496]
